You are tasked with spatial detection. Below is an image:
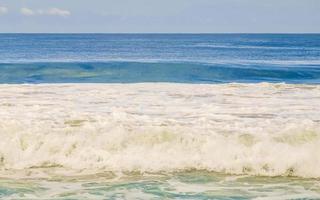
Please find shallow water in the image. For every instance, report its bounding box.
[1,171,320,200]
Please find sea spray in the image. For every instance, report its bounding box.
[0,83,319,178]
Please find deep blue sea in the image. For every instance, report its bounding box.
[0,34,319,83]
[1,34,320,199]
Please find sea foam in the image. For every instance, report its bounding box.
[0,83,319,178]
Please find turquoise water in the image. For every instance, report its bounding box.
[1,172,319,199]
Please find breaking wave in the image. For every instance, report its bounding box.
[0,83,320,178]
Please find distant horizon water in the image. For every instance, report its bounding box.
[0,34,319,84]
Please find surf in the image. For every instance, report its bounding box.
[0,83,319,178]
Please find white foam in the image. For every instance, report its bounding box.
[0,83,320,178]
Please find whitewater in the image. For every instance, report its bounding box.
[1,83,319,178]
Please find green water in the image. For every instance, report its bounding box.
[1,171,319,199]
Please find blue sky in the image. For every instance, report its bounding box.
[0,0,319,33]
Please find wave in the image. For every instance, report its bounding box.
[0,61,320,84]
[0,83,320,178]
[193,43,320,51]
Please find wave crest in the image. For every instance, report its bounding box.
[0,83,320,178]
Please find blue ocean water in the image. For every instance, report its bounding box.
[1,34,320,200]
[0,34,319,84]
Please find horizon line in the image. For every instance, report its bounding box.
[0,32,320,34]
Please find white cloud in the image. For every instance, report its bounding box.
[20,7,71,17]
[47,8,70,17]
[0,6,8,15]
[21,8,35,16]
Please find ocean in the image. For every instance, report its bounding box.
[0,34,320,199]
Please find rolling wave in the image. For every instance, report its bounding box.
[193,43,320,51]
[0,61,320,84]
[0,83,319,178]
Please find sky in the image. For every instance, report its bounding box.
[0,0,319,33]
